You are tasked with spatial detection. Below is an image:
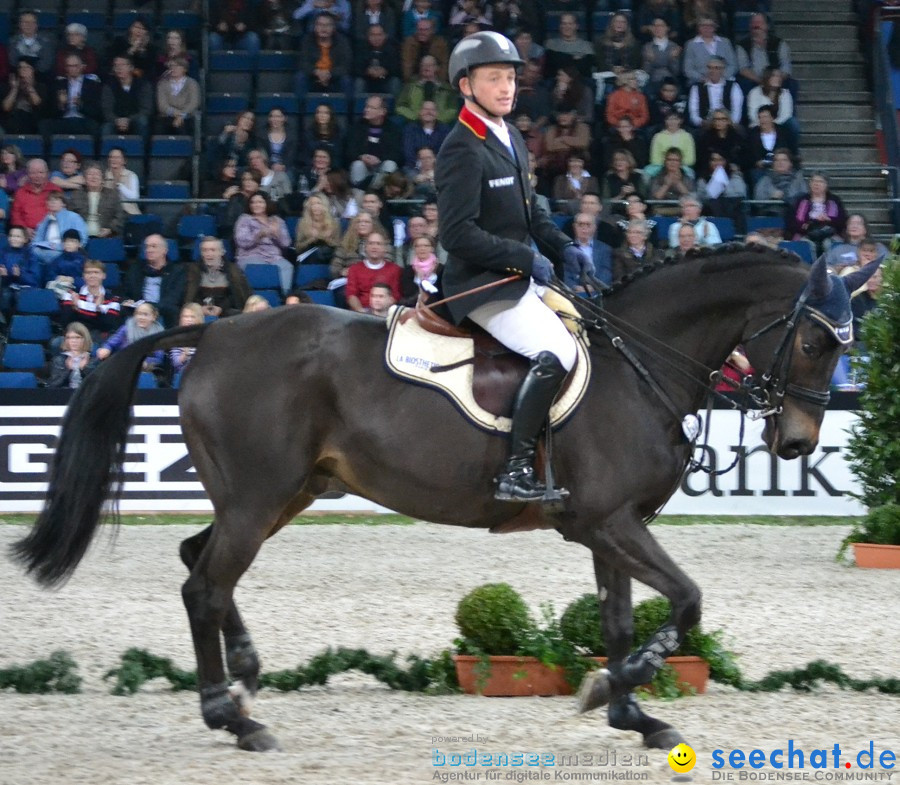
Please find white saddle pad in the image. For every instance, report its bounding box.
[384,306,591,433]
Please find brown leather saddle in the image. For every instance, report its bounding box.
[398,301,575,418]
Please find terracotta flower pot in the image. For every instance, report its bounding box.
[852,542,900,569]
[453,655,572,697]
[453,654,709,697]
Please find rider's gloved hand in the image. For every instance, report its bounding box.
[531,252,555,285]
[564,243,595,279]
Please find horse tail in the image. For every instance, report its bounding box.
[10,322,209,587]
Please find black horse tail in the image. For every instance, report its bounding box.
[10,322,209,587]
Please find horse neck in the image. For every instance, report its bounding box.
[603,251,808,401]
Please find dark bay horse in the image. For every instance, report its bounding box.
[12,247,873,753]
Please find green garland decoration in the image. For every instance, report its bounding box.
[0,650,82,694]
[5,651,900,699]
[103,646,459,696]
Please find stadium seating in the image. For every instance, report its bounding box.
[0,372,40,388]
[137,372,158,389]
[295,264,332,288]
[8,315,53,344]
[306,290,337,307]
[710,217,736,242]
[244,264,282,292]
[2,343,46,372]
[747,216,786,234]
[15,288,60,316]
[208,51,254,94]
[3,135,44,156]
[87,237,127,263]
[778,240,816,263]
[257,51,297,93]
[101,135,145,157]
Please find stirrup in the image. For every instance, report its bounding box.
[494,462,569,504]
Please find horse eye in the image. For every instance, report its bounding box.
[801,342,818,357]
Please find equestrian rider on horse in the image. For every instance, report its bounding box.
[435,31,595,502]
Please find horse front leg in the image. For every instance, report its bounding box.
[180,526,261,717]
[576,554,685,750]
[181,521,279,752]
[571,508,700,749]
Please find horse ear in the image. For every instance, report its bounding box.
[841,258,882,296]
[805,255,832,300]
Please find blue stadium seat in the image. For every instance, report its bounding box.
[3,135,44,156]
[306,93,349,115]
[654,216,678,246]
[747,216,785,234]
[256,93,301,115]
[733,12,754,36]
[244,264,282,291]
[150,135,193,157]
[8,315,53,343]
[178,214,217,242]
[284,215,299,239]
[0,372,39,388]
[65,11,107,29]
[307,290,337,307]
[0,234,7,251]
[137,372,158,389]
[710,217,736,242]
[172,370,183,389]
[208,51,254,93]
[256,289,283,307]
[113,10,149,31]
[778,240,815,263]
[147,180,191,199]
[0,14,10,45]
[206,93,250,114]
[295,264,332,288]
[592,11,614,33]
[551,214,568,230]
[104,262,122,290]
[50,135,95,157]
[258,51,296,70]
[2,343,46,372]
[101,135,144,157]
[87,236,126,262]
[15,288,60,316]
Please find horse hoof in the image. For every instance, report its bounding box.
[643,728,685,750]
[576,669,611,714]
[237,729,281,752]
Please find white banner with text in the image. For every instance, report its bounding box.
[0,405,864,515]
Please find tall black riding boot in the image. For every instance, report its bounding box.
[494,351,569,502]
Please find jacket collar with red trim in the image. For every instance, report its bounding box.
[457,105,488,140]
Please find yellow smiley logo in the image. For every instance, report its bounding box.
[668,743,696,773]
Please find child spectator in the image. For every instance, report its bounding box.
[45,229,88,291]
[47,322,97,389]
[0,226,39,315]
[96,301,164,371]
[242,294,271,313]
[59,259,122,341]
[167,303,204,379]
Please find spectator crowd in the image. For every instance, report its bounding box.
[0,0,888,388]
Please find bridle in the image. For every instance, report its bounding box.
[742,291,852,419]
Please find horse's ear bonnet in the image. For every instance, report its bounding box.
[800,255,881,346]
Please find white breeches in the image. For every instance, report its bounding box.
[468,280,577,371]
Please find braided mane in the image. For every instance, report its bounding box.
[605,243,805,296]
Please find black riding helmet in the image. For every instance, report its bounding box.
[448,31,525,90]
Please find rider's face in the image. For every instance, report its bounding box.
[462,65,517,118]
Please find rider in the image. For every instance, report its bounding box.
[436,31,594,503]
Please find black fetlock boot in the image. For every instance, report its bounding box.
[494,351,569,502]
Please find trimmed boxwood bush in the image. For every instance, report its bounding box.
[454,583,533,655]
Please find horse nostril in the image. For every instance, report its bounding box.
[781,439,813,459]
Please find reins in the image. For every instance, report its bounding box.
[545,270,825,478]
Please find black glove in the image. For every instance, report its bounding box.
[564,243,595,279]
[531,252,554,284]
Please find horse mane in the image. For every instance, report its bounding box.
[605,243,804,296]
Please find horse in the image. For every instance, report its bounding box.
[12,247,876,753]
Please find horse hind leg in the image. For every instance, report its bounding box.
[181,516,280,752]
[179,526,260,718]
